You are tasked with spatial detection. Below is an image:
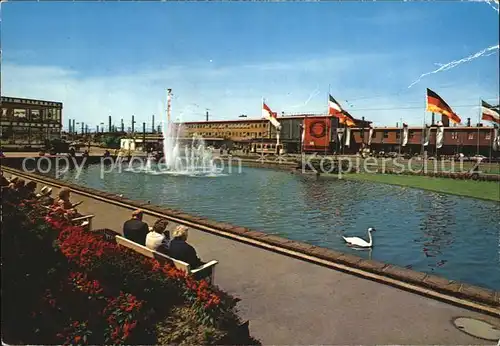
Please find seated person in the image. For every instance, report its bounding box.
[56,187,83,214]
[145,218,170,254]
[123,209,149,246]
[36,186,54,206]
[8,177,23,191]
[7,179,27,202]
[168,225,204,269]
[22,181,37,199]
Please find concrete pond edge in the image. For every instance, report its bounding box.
[2,166,499,317]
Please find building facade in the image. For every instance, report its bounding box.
[176,114,369,152]
[1,96,63,148]
[347,125,498,156]
[175,113,497,156]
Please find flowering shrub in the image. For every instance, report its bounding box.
[103,292,144,344]
[68,271,104,297]
[57,320,93,346]
[1,189,259,345]
[383,168,500,181]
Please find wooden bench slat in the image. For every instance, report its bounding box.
[115,235,217,283]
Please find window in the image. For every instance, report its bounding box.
[1,107,9,119]
[451,132,458,140]
[485,132,491,140]
[383,131,389,138]
[396,131,400,139]
[468,132,474,140]
[409,130,415,139]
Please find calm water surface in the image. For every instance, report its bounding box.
[52,164,500,290]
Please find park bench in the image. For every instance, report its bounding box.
[115,235,218,284]
[42,205,95,231]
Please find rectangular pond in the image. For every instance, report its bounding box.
[44,162,500,291]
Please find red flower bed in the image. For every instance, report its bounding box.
[1,192,259,345]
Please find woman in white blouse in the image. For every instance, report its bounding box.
[145,218,170,254]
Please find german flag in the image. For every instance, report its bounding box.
[426,88,461,124]
[339,110,356,127]
[481,100,500,124]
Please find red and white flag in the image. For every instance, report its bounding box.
[262,102,276,119]
[328,94,343,117]
[481,100,500,124]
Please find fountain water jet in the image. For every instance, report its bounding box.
[126,89,224,177]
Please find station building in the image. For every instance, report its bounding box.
[176,112,498,157]
[1,96,63,149]
[176,113,370,153]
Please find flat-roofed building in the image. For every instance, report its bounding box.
[1,96,63,149]
[176,113,369,153]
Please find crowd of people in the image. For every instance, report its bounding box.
[1,171,205,270]
[1,172,85,221]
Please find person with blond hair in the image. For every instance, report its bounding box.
[123,209,150,246]
[168,225,203,268]
[56,187,82,211]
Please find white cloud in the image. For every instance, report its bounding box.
[1,49,498,129]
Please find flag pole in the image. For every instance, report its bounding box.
[399,117,403,157]
[436,114,439,159]
[262,97,265,156]
[326,85,330,156]
[477,98,481,156]
[489,126,493,169]
[422,90,426,159]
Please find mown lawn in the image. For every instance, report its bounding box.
[342,173,500,202]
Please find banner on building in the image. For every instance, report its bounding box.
[436,123,444,149]
[345,127,351,147]
[368,126,373,146]
[402,124,409,146]
[423,125,430,147]
[493,127,499,151]
[337,128,344,142]
[303,117,330,152]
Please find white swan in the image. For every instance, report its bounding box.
[342,228,376,248]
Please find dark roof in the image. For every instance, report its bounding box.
[1,96,63,107]
[178,114,371,125]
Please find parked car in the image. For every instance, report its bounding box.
[45,139,70,155]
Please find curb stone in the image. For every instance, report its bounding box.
[2,166,499,313]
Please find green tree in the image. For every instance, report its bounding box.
[101,135,121,149]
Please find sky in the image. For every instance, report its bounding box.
[1,1,499,130]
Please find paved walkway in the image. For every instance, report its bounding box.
[55,190,500,344]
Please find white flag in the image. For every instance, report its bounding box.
[493,127,499,151]
[337,128,344,142]
[436,125,444,149]
[423,126,430,147]
[402,124,409,147]
[368,126,373,146]
[345,128,351,147]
